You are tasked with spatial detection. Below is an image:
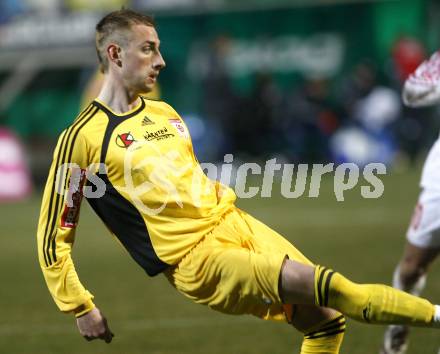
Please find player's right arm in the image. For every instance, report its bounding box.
[37,128,94,316]
[403,50,440,107]
[36,110,114,342]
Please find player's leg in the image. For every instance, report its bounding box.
[382,188,440,354]
[237,209,436,327]
[397,242,437,292]
[166,208,346,353]
[398,192,440,296]
[232,210,347,354]
[279,259,439,327]
[381,242,439,354]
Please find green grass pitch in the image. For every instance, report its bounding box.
[1,165,439,353]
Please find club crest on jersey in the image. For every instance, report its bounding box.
[116,132,136,148]
[142,115,154,126]
[169,118,189,138]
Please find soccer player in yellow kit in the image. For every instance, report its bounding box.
[37,9,440,353]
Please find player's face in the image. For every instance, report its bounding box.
[121,24,165,93]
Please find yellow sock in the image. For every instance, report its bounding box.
[314,265,435,326]
[300,314,345,354]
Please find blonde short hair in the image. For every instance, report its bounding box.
[95,9,156,73]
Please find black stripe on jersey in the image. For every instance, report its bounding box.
[44,105,96,265]
[86,174,169,276]
[41,129,68,267]
[43,105,98,266]
[92,97,145,164]
[86,100,168,276]
[93,96,145,119]
[49,107,98,263]
[41,105,93,267]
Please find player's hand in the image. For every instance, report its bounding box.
[76,307,114,343]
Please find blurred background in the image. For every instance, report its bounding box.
[2,0,440,186]
[1,0,440,353]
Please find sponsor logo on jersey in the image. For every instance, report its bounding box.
[169,118,189,138]
[142,115,155,126]
[116,132,136,148]
[144,126,175,141]
[61,168,86,228]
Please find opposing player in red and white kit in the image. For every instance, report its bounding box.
[381,50,440,354]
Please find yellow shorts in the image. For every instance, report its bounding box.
[165,207,313,322]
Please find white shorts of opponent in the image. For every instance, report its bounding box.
[407,139,440,248]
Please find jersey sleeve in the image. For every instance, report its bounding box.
[37,129,95,317]
[402,50,440,107]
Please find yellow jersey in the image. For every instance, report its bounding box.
[37,96,236,315]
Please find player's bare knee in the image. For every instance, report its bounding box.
[279,259,315,305]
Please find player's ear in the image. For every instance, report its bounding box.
[108,44,122,68]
